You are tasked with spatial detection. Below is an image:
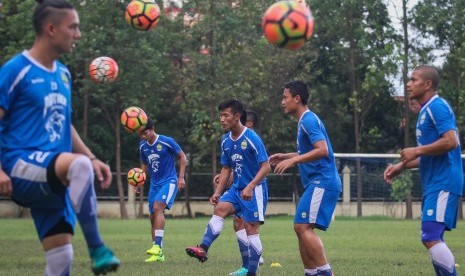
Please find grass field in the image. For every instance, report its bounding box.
[0,216,463,275]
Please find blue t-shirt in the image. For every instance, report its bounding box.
[297,110,342,191]
[0,51,72,162]
[416,95,463,196]
[140,134,182,186]
[220,128,269,189]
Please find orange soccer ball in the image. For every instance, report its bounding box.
[262,1,314,50]
[125,0,161,31]
[120,106,148,133]
[127,167,146,187]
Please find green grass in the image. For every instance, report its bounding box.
[0,216,463,275]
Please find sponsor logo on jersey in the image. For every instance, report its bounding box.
[31,78,44,84]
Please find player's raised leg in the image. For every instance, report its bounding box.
[56,153,120,275]
[186,202,235,262]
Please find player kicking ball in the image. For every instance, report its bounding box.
[186,99,271,276]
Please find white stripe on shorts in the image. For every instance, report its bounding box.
[436,190,449,223]
[166,182,176,204]
[309,187,325,224]
[10,159,47,182]
[254,184,264,221]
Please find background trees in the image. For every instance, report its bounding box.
[1,0,463,217]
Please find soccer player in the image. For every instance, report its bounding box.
[138,118,187,262]
[384,65,462,276]
[0,0,120,275]
[213,110,265,276]
[186,99,271,276]
[269,81,341,276]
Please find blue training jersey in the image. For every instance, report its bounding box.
[140,134,182,186]
[0,51,72,161]
[220,127,269,189]
[297,110,342,191]
[416,95,463,196]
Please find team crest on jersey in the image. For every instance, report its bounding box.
[241,140,247,150]
[427,209,434,216]
[301,212,307,219]
[61,72,70,89]
[254,211,258,217]
[157,144,162,151]
[162,195,167,200]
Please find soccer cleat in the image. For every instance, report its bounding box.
[229,267,248,276]
[146,244,161,255]
[89,245,120,275]
[144,253,166,262]
[185,245,208,263]
[259,256,264,266]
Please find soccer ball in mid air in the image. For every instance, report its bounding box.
[89,56,119,83]
[262,1,314,50]
[127,168,146,187]
[120,106,148,133]
[125,0,161,31]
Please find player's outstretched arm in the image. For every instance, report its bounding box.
[177,150,187,190]
[71,126,112,188]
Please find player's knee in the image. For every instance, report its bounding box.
[294,223,308,236]
[153,202,166,213]
[233,217,244,231]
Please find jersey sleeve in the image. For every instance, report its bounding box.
[220,137,231,167]
[0,62,22,113]
[301,115,325,145]
[429,100,457,136]
[250,131,269,164]
[139,141,147,164]
[166,136,182,155]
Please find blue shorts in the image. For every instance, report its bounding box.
[4,150,76,241]
[148,177,178,214]
[294,185,340,230]
[219,184,268,223]
[422,190,460,231]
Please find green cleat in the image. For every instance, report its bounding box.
[146,244,161,255]
[229,267,248,276]
[144,252,166,262]
[89,245,120,275]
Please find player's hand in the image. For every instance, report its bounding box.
[269,153,286,167]
[210,192,221,205]
[274,158,295,174]
[91,159,112,189]
[400,147,418,165]
[0,169,12,197]
[241,186,253,201]
[178,177,186,190]
[213,174,221,186]
[383,163,404,184]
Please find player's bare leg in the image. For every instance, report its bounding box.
[295,224,332,276]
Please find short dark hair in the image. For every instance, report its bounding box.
[218,99,245,116]
[142,117,154,131]
[413,65,440,90]
[246,110,258,128]
[240,110,247,125]
[33,0,74,35]
[284,81,309,105]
